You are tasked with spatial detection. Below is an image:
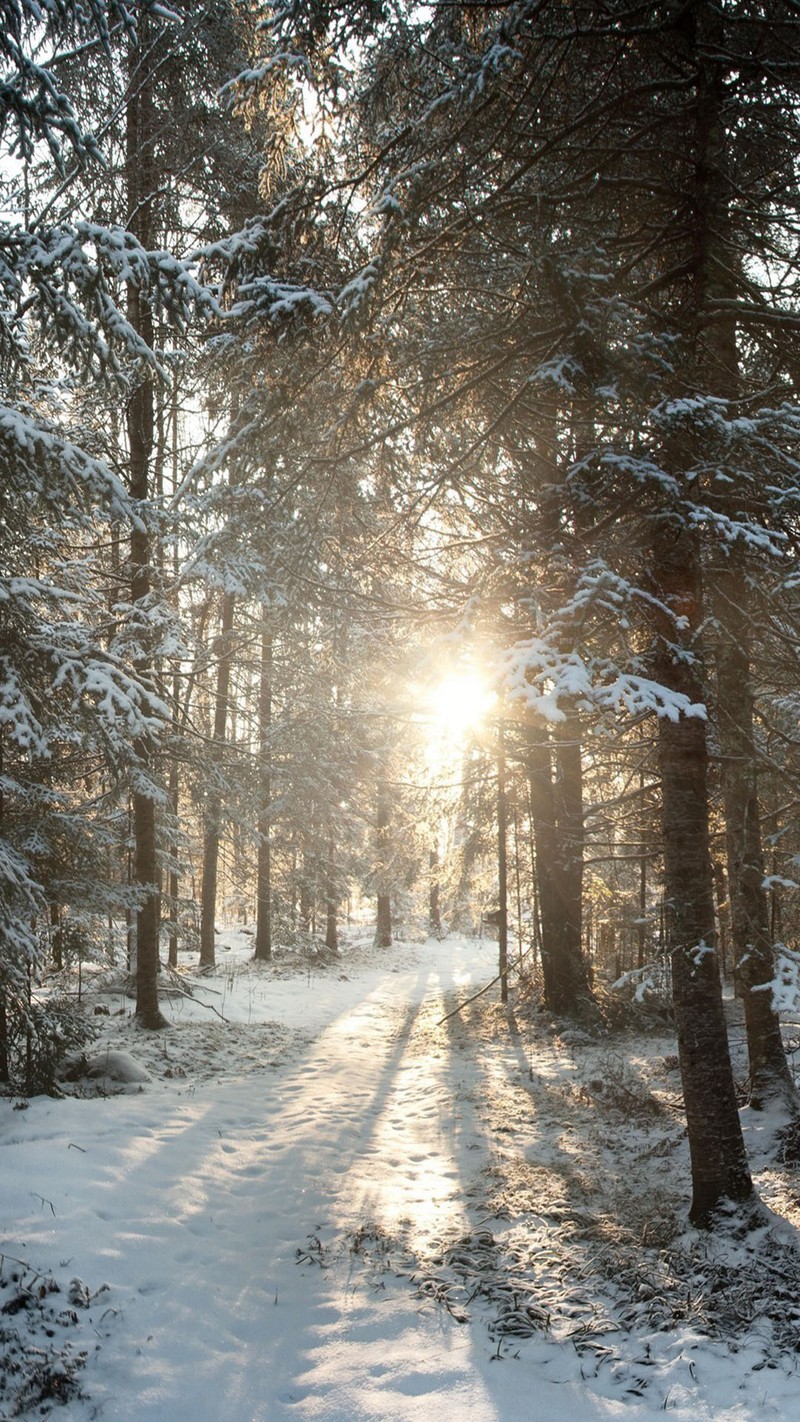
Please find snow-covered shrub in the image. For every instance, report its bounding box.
[3,994,94,1098]
[770,944,800,1014]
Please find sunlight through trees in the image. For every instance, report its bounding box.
[5,0,800,1239]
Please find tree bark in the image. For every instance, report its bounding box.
[688,0,796,1112]
[652,513,753,1224]
[324,837,338,953]
[199,592,235,969]
[375,779,392,948]
[429,844,442,938]
[50,903,62,971]
[635,0,765,1224]
[497,719,508,1004]
[126,16,166,1028]
[552,713,592,1009]
[526,721,558,1007]
[254,624,273,961]
[167,745,179,970]
[526,714,592,1015]
[0,748,8,1080]
[715,567,796,1107]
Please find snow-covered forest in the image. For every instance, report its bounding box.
[5,1,800,1417]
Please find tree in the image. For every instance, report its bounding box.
[260,0,800,1221]
[124,5,169,1026]
[198,592,236,969]
[0,0,186,1064]
[254,617,273,961]
[59,0,261,1012]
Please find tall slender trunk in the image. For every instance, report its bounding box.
[653,519,752,1221]
[375,779,392,948]
[637,769,648,971]
[429,844,442,937]
[526,714,592,1014]
[300,876,313,933]
[127,17,165,1028]
[526,720,558,1007]
[324,836,338,953]
[525,394,594,1015]
[552,713,591,1008]
[167,746,179,970]
[0,741,8,1081]
[254,625,273,961]
[167,377,181,971]
[713,860,729,978]
[512,795,525,971]
[199,592,235,969]
[527,779,541,972]
[690,0,796,1112]
[497,719,508,1004]
[638,0,757,1224]
[0,992,7,1085]
[716,567,796,1107]
[50,904,62,971]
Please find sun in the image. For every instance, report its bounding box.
[424,668,496,744]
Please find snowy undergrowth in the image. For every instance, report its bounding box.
[299,982,800,1413]
[4,930,800,1420]
[0,1257,103,1418]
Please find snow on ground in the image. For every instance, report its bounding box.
[3,930,800,1421]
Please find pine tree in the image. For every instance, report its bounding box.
[258,0,800,1220]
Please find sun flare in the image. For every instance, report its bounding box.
[425,668,496,743]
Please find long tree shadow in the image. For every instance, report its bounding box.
[78,964,488,1421]
[437,983,691,1250]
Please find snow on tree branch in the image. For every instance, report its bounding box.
[0,403,133,521]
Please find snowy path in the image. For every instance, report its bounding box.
[6,935,795,1422]
[6,939,535,1422]
[95,961,485,1420]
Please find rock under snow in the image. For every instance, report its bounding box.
[61,1049,151,1090]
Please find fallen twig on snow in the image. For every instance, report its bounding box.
[436,953,534,1026]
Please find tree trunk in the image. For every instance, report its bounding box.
[497,719,508,1004]
[637,769,648,971]
[167,746,179,970]
[126,17,166,1029]
[167,374,181,972]
[639,0,769,1223]
[689,0,796,1113]
[299,847,314,933]
[552,713,592,1009]
[0,752,8,1081]
[50,903,62,971]
[713,860,729,979]
[0,991,8,1084]
[526,714,592,1015]
[325,838,338,953]
[254,625,273,961]
[199,592,235,969]
[715,566,797,1108]
[375,779,392,948]
[526,720,558,1007]
[429,845,442,938]
[652,514,753,1224]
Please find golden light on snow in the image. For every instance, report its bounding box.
[334,982,471,1248]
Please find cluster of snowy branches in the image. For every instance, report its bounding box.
[6,0,800,1231]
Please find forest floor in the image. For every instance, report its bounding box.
[4,930,800,1421]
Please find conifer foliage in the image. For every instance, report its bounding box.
[256,0,800,1221]
[5,0,800,1230]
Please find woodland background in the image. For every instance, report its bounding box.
[5,0,800,1232]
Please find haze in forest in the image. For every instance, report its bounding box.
[4,1,800,1417]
